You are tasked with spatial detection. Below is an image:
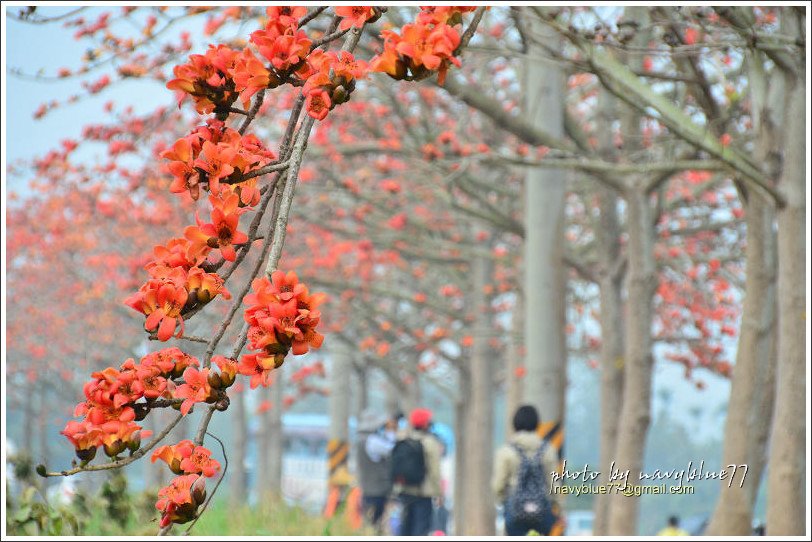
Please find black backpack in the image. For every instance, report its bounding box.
[390,437,426,486]
[505,441,552,526]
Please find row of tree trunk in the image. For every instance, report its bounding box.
[224,8,805,536]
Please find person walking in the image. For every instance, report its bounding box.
[493,405,562,536]
[392,407,443,536]
[356,409,396,534]
[657,516,689,536]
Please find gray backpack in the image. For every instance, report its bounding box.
[505,441,553,526]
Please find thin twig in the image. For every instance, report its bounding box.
[457,6,488,53]
[299,6,329,28]
[229,322,251,359]
[309,25,349,51]
[193,405,216,446]
[183,431,229,535]
[235,158,290,181]
[264,119,315,276]
[238,88,266,135]
[149,333,209,344]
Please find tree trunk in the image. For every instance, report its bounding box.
[505,293,524,435]
[707,192,777,534]
[453,370,471,535]
[229,387,248,506]
[592,89,626,536]
[707,39,782,533]
[355,364,368,415]
[268,367,284,495]
[385,379,400,417]
[256,386,272,500]
[593,190,626,535]
[606,187,656,536]
[605,10,653,534]
[766,10,806,534]
[459,256,495,535]
[521,7,567,425]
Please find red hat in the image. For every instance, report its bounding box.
[410,408,433,430]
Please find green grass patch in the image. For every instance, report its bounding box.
[77,494,371,536]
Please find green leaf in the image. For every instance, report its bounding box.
[50,516,64,536]
[13,506,32,522]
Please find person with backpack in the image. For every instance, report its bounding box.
[492,405,563,536]
[391,407,443,536]
[356,410,397,534]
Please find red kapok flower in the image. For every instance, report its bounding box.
[185,267,231,307]
[125,268,189,341]
[152,439,196,474]
[231,48,275,107]
[185,192,249,262]
[241,271,326,371]
[156,474,206,527]
[141,347,200,378]
[335,6,377,31]
[161,136,204,200]
[237,352,280,389]
[173,367,213,415]
[180,445,221,478]
[305,88,332,121]
[61,420,102,461]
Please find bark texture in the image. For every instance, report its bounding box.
[606,186,656,536]
[521,7,568,424]
[592,89,626,536]
[459,256,495,535]
[707,41,781,535]
[766,9,806,535]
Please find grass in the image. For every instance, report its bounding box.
[78,494,373,537]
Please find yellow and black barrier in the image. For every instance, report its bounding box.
[538,420,565,536]
[323,438,362,529]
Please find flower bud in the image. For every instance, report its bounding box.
[127,431,143,453]
[76,446,97,463]
[191,476,207,505]
[207,372,223,389]
[170,458,184,475]
[215,395,231,412]
[185,289,199,309]
[368,8,383,24]
[219,371,235,388]
[392,59,407,80]
[197,289,212,304]
[273,353,286,369]
[331,85,349,105]
[103,440,126,458]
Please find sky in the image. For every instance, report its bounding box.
[3,4,732,442]
[3,6,200,190]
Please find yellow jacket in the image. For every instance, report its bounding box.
[657,526,689,536]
